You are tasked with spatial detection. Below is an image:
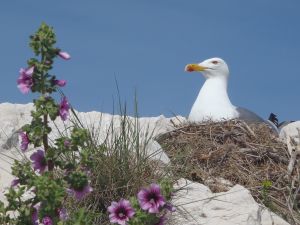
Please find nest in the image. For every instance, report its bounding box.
[157,119,300,225]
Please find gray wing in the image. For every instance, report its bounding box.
[236,107,265,123]
[237,107,280,134]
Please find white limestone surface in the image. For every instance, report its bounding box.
[0,103,291,225]
[171,179,290,225]
[280,121,300,143]
[0,102,185,202]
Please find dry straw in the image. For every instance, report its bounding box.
[157,119,300,225]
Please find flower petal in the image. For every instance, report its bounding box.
[25,66,34,75]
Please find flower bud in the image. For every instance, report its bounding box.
[58,51,71,60]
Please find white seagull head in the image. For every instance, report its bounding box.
[185,57,229,79]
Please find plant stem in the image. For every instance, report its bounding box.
[41,46,54,171]
[42,104,54,171]
[43,113,49,152]
[43,113,54,171]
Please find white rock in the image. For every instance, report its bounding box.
[0,103,33,147]
[0,103,290,224]
[171,179,289,225]
[0,103,185,202]
[280,121,300,144]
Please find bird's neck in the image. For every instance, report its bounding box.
[199,76,233,105]
[189,76,237,122]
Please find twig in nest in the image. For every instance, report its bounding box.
[239,121,256,138]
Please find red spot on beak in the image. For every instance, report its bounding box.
[185,65,194,72]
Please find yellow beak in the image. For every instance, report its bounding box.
[185,64,208,72]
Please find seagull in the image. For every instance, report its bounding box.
[185,57,265,123]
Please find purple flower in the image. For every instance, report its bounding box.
[30,149,47,173]
[155,215,167,225]
[67,183,93,201]
[17,66,34,94]
[11,178,20,187]
[19,131,30,152]
[58,51,71,60]
[32,202,41,225]
[165,202,176,212]
[58,208,69,221]
[42,216,53,225]
[59,97,70,121]
[45,60,52,65]
[64,139,71,147]
[108,199,135,225]
[54,79,67,87]
[137,184,165,214]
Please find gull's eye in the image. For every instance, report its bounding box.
[212,60,219,65]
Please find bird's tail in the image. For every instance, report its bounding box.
[268,113,279,127]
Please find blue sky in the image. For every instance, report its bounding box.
[1,0,299,121]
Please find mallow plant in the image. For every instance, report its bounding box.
[0,23,175,225]
[0,23,93,225]
[107,182,175,225]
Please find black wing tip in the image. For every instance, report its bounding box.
[268,113,279,127]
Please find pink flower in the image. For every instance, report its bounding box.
[17,66,34,94]
[19,131,30,152]
[58,208,69,221]
[32,202,41,225]
[67,184,93,201]
[137,184,165,214]
[45,60,52,65]
[42,216,53,225]
[54,79,67,87]
[59,97,70,121]
[58,51,71,60]
[64,139,71,147]
[155,215,167,225]
[11,178,20,187]
[30,149,47,173]
[164,202,176,212]
[108,199,135,225]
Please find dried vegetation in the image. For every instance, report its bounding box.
[157,120,300,225]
